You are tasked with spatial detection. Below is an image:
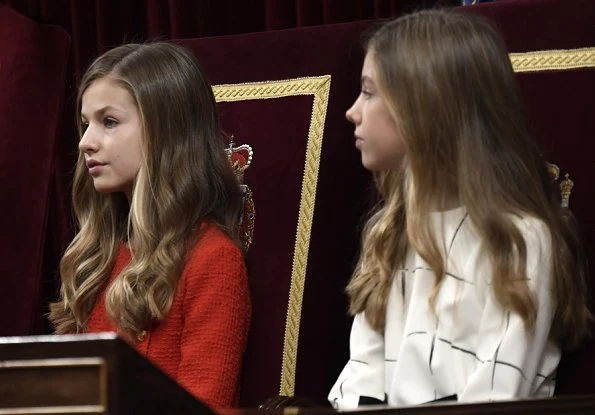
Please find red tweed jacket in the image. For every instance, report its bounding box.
[85,222,251,408]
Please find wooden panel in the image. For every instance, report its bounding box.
[0,358,107,411]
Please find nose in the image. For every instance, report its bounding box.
[345,99,360,125]
[78,124,98,154]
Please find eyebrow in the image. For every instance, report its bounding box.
[80,105,125,119]
[361,75,375,85]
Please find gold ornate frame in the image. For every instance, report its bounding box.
[213,76,332,396]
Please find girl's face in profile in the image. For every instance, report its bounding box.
[79,77,143,201]
[346,52,406,172]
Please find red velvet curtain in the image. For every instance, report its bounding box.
[0,0,453,76]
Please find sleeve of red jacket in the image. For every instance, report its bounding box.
[176,234,251,409]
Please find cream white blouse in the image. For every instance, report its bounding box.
[329,207,560,409]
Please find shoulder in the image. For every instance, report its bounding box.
[187,221,243,263]
[510,214,552,249]
[178,221,247,298]
[510,214,554,281]
[181,221,246,286]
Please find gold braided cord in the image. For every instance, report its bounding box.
[213,76,332,397]
[510,47,595,73]
[213,76,332,101]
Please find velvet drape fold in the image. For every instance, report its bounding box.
[0,0,451,76]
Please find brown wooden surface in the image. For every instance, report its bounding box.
[0,357,105,407]
[0,333,214,415]
[3,334,595,414]
[221,394,595,415]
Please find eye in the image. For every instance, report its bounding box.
[361,89,373,99]
[104,117,118,129]
[80,121,89,132]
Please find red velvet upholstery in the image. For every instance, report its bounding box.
[180,21,374,406]
[0,5,71,335]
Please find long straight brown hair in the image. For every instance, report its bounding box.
[347,9,592,351]
[49,42,243,339]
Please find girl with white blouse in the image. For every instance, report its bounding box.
[329,9,592,409]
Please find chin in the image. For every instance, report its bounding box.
[92,182,119,194]
[93,187,114,194]
[361,159,381,172]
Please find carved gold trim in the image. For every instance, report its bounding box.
[213,76,332,396]
[214,77,331,101]
[510,47,595,73]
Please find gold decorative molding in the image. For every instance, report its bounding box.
[214,76,331,101]
[510,47,595,73]
[213,75,332,397]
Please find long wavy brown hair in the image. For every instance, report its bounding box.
[347,9,592,351]
[49,42,243,339]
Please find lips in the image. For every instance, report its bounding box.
[86,159,106,176]
[355,136,364,149]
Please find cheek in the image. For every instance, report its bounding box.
[366,102,394,132]
[370,117,399,147]
[394,137,407,159]
[125,135,144,164]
